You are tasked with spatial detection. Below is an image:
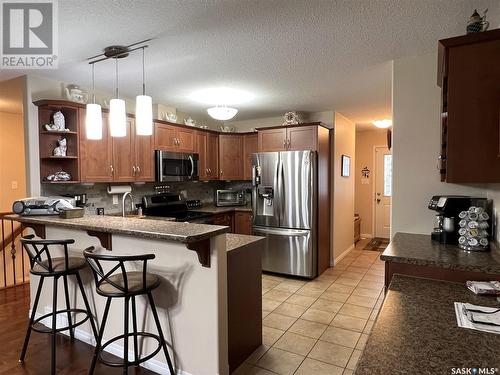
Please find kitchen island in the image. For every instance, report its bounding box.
[382,232,500,287]
[7,214,263,375]
[355,275,500,374]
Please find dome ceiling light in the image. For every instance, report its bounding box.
[372,119,392,129]
[191,87,254,121]
[207,105,238,121]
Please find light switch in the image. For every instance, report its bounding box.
[112,195,118,205]
[11,181,18,190]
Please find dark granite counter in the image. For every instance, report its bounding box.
[355,275,500,375]
[381,232,500,275]
[192,204,252,214]
[226,234,264,252]
[6,214,229,243]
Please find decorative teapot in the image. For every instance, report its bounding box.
[65,84,88,104]
[184,117,196,126]
[467,9,489,34]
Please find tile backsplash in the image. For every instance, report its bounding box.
[42,180,252,215]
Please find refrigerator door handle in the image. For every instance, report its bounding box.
[277,158,285,224]
[253,226,310,236]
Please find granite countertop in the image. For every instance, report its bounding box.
[381,232,500,275]
[355,275,500,375]
[226,234,264,252]
[192,204,252,214]
[6,214,229,243]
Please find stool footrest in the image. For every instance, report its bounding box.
[98,332,162,367]
[32,308,91,334]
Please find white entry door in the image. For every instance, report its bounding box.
[375,147,392,239]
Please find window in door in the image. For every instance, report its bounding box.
[383,154,392,197]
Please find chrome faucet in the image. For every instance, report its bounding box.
[122,192,135,217]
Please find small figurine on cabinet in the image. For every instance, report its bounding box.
[53,111,65,131]
[466,9,489,34]
[53,138,67,157]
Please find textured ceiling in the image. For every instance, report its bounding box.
[1,0,498,123]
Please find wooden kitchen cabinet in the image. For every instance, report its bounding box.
[258,124,320,152]
[154,122,194,153]
[234,211,253,235]
[80,111,153,183]
[258,128,287,151]
[219,135,243,180]
[213,212,234,232]
[195,131,219,181]
[243,134,258,180]
[437,29,500,183]
[79,110,113,182]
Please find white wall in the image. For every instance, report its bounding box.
[332,112,356,261]
[391,53,493,237]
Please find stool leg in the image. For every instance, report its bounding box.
[51,276,59,375]
[147,292,175,375]
[131,296,139,365]
[19,276,44,363]
[75,272,98,340]
[123,296,130,375]
[62,274,74,340]
[88,297,111,375]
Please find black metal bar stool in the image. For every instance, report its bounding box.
[19,235,98,375]
[83,247,175,375]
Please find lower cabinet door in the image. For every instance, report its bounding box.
[253,226,314,278]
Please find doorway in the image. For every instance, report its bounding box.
[373,146,392,239]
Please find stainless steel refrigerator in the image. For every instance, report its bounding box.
[252,150,317,278]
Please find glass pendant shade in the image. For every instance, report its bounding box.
[207,106,238,121]
[135,95,153,135]
[109,98,126,137]
[85,103,103,140]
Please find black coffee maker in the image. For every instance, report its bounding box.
[428,195,479,244]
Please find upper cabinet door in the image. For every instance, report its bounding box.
[176,128,195,153]
[258,128,287,152]
[79,110,113,182]
[243,134,258,180]
[154,123,176,151]
[287,126,318,151]
[195,131,208,180]
[207,133,219,180]
[112,117,135,182]
[134,123,154,182]
[219,134,243,180]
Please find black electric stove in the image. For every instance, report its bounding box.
[142,193,212,223]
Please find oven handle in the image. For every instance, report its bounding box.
[188,155,194,179]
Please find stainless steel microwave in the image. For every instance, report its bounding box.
[155,151,199,182]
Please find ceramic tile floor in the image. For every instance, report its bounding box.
[233,239,385,375]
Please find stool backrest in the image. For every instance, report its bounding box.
[21,235,75,273]
[83,247,155,294]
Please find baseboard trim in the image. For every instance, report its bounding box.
[32,309,190,375]
[360,233,373,239]
[333,244,355,265]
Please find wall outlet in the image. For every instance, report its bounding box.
[112,195,118,205]
[180,190,188,199]
[11,181,18,190]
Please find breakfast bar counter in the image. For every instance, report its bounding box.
[6,214,243,375]
[355,275,500,375]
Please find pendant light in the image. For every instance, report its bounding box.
[85,64,103,139]
[135,47,153,136]
[109,57,126,137]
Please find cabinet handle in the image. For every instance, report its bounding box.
[283,139,286,148]
[176,138,180,146]
[136,165,141,175]
[209,168,212,175]
[220,170,223,177]
[287,139,290,149]
[132,166,136,176]
[110,165,114,175]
